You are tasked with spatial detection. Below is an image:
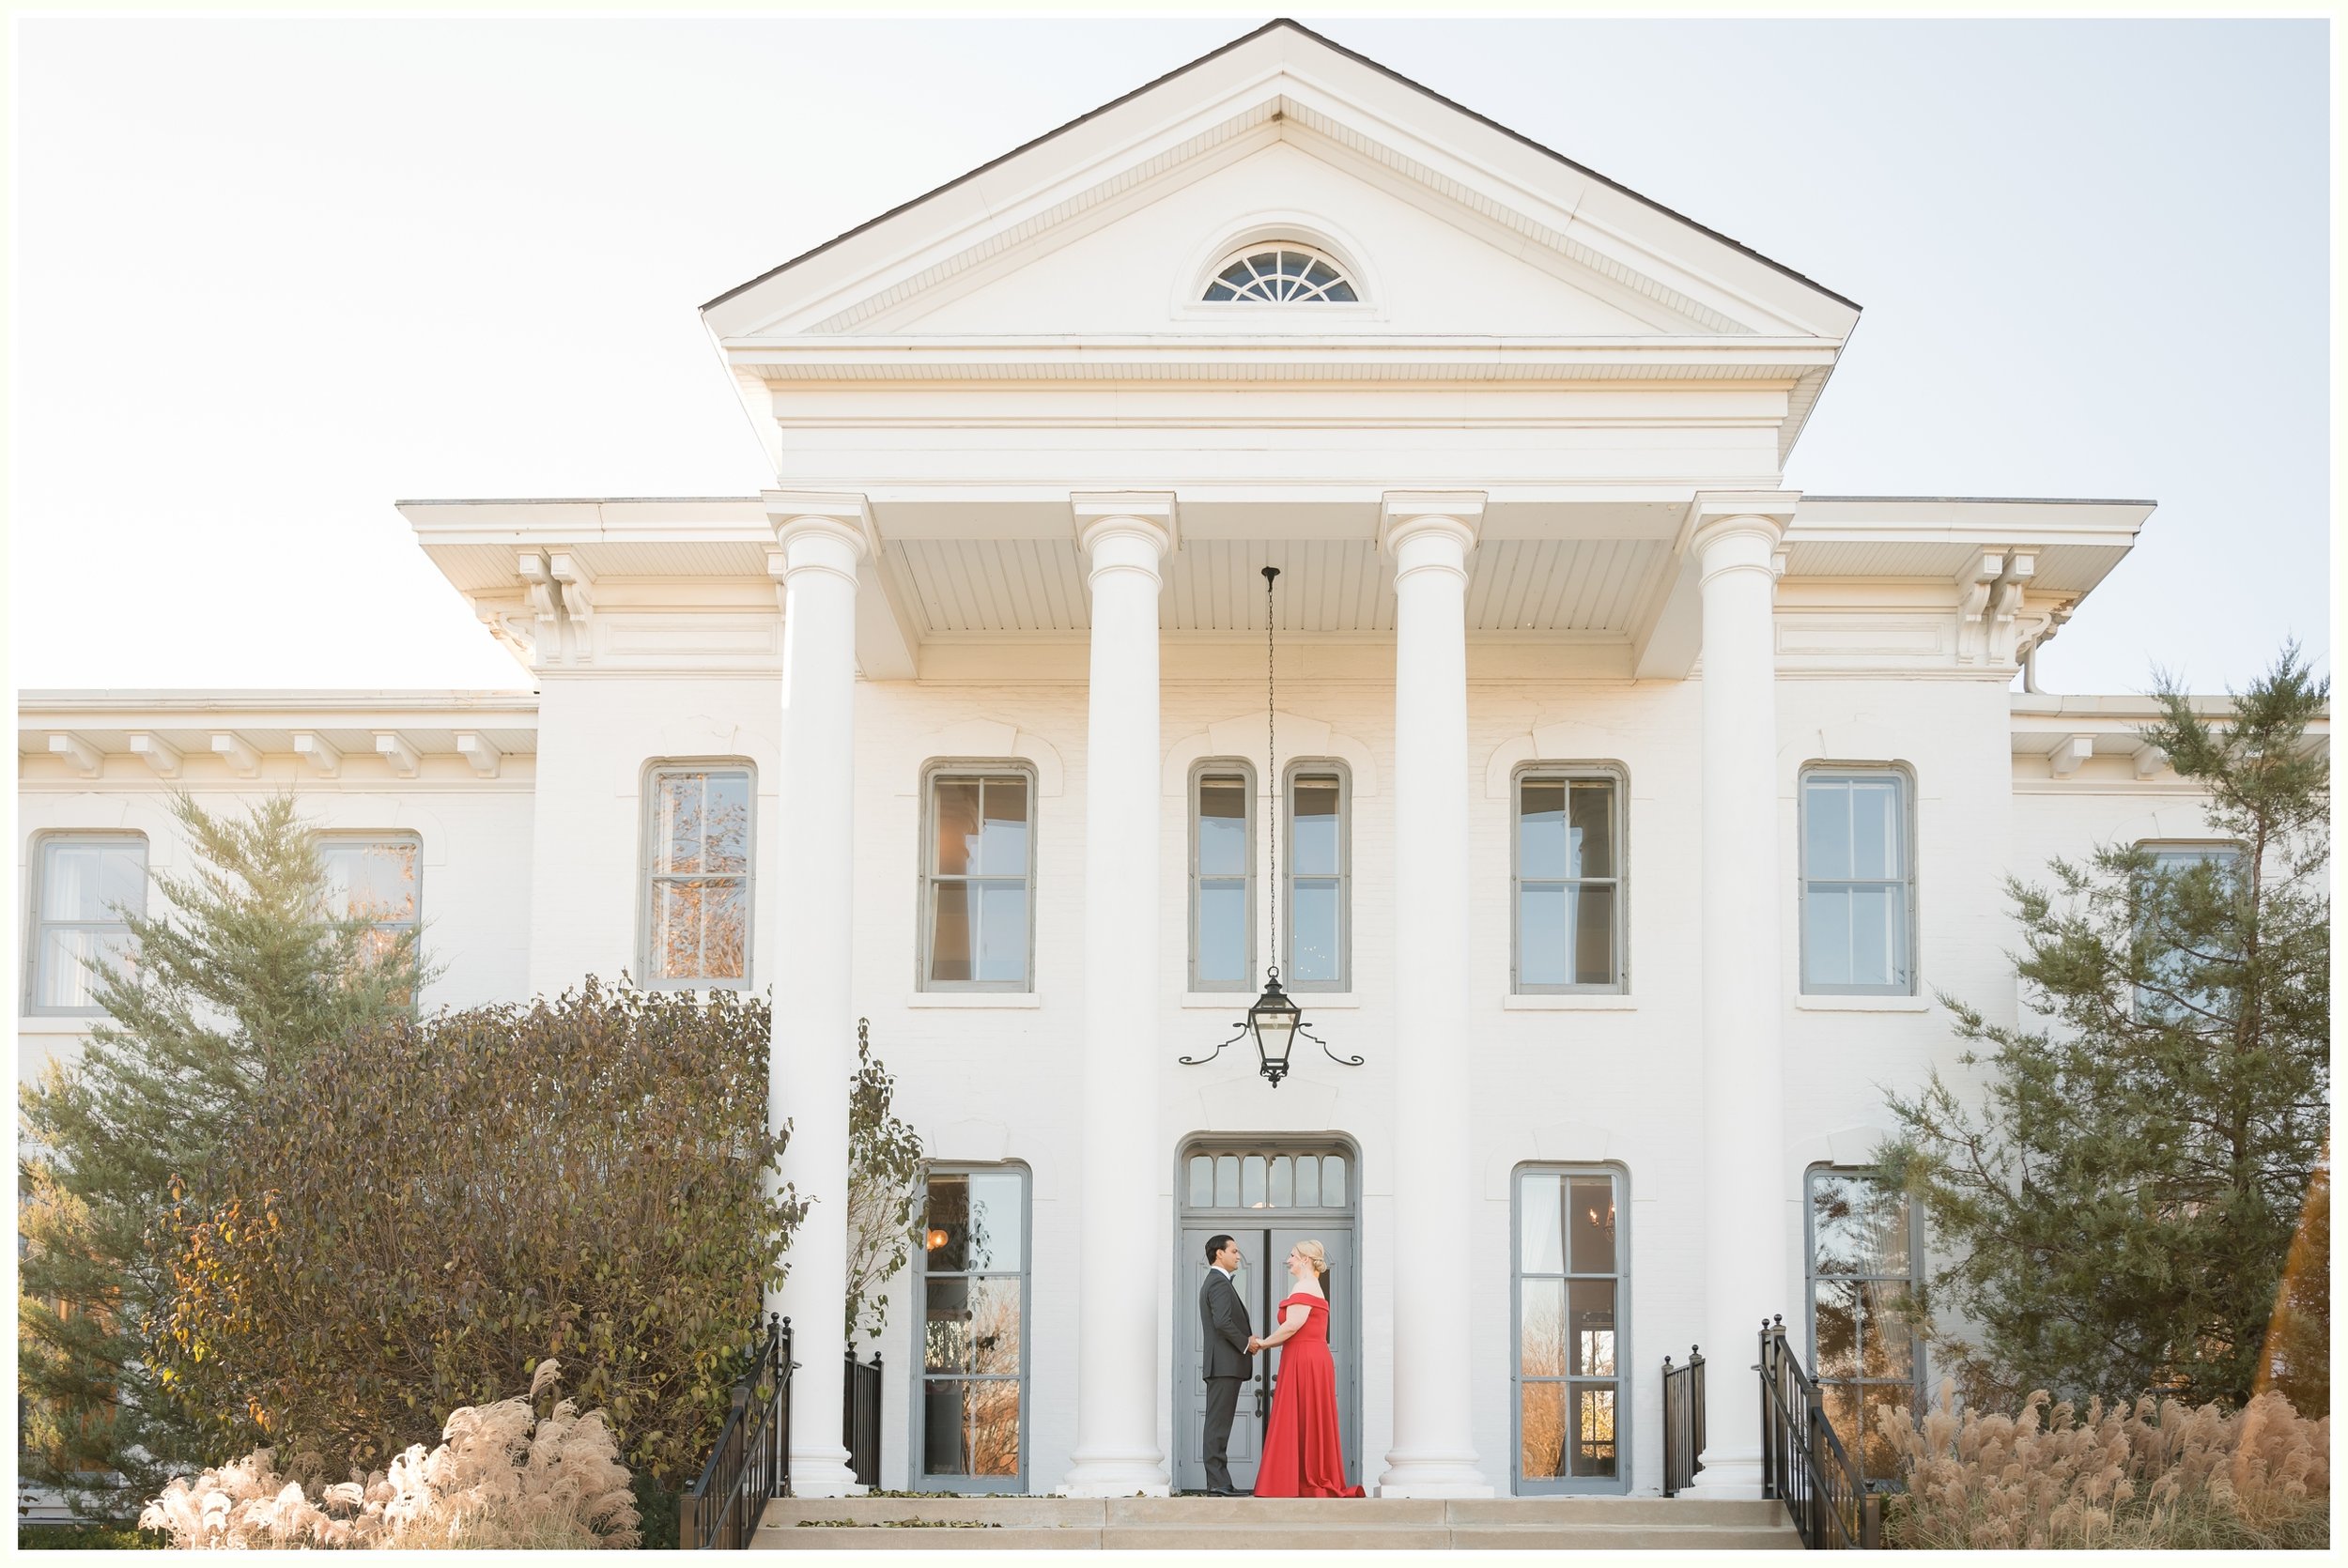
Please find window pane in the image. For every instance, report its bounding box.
[977,883,1027,985]
[41,839,146,921]
[1860,1400,1903,1485]
[929,883,973,983]
[1571,1388,1618,1478]
[1520,1383,1568,1479]
[1518,1172,1566,1274]
[1291,778,1340,876]
[1806,779,1851,880]
[1569,1279,1617,1375]
[1860,1281,1914,1379]
[1270,1156,1293,1207]
[1804,886,1852,988]
[1242,1156,1266,1209]
[1290,881,1340,983]
[1321,1155,1345,1207]
[1568,1177,1617,1274]
[1850,779,1899,880]
[703,772,749,873]
[1519,887,1567,988]
[1820,1381,1861,1475]
[966,1378,1020,1477]
[920,1379,1021,1479]
[926,1174,971,1270]
[1197,776,1248,876]
[1810,1170,1911,1277]
[1814,1279,1860,1380]
[979,777,1027,876]
[923,1380,972,1474]
[1189,1156,1213,1207]
[1519,1279,1567,1376]
[1571,884,1615,987]
[1294,1156,1321,1208]
[1215,1155,1240,1208]
[655,879,745,981]
[925,1276,973,1371]
[320,839,418,924]
[965,1172,1026,1270]
[1196,884,1246,984]
[1568,781,1614,879]
[1848,884,1893,988]
[38,928,129,1010]
[934,778,980,875]
[1520,781,1568,879]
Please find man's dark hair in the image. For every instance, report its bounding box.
[1205,1234,1235,1265]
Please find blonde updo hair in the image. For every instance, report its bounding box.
[1294,1238,1329,1283]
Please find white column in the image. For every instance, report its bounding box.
[1684,496,1796,1499]
[1376,492,1494,1499]
[766,495,873,1498]
[1060,494,1176,1498]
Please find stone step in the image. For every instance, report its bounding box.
[764,1495,1782,1528]
[755,1522,1801,1551]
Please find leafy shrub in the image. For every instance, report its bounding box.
[151,979,800,1490]
[845,1019,925,1342]
[1880,1380,2329,1549]
[138,1360,639,1549]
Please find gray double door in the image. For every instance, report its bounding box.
[1173,1220,1359,1493]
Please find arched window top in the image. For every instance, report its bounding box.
[1202,244,1359,304]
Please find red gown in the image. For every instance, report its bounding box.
[1252,1292,1364,1499]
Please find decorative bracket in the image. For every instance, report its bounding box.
[2047,734,2095,779]
[292,732,343,778]
[1957,548,2040,665]
[47,731,104,778]
[127,732,182,779]
[374,731,422,779]
[209,731,262,778]
[455,731,502,779]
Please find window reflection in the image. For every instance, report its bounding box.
[927,773,1032,988]
[919,1167,1028,1487]
[1515,1168,1625,1491]
[1805,1167,1922,1485]
[647,768,751,985]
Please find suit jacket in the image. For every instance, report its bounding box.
[1199,1267,1254,1382]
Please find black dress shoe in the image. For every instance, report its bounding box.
[1209,1487,1245,1497]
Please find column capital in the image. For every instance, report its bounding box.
[1379,490,1486,557]
[765,491,878,561]
[1686,489,1800,555]
[1072,491,1178,559]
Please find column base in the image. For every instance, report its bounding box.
[788,1445,866,1499]
[1058,1450,1171,1498]
[1682,1443,1767,1500]
[1375,1453,1494,1499]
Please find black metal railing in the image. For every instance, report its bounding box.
[844,1344,883,1489]
[680,1314,795,1549]
[1758,1314,1880,1549]
[1661,1344,1706,1497]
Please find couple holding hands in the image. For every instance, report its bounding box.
[1197,1234,1365,1499]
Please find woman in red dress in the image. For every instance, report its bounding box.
[1247,1239,1365,1499]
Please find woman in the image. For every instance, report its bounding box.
[1246,1238,1364,1499]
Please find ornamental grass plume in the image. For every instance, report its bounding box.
[1880,1379,2327,1549]
[137,1360,641,1550]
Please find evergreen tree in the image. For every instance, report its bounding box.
[1878,645,2329,1410]
[843,1019,926,1344]
[19,792,427,1518]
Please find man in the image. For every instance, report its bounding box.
[1197,1233,1256,1497]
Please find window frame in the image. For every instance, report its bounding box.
[1280,760,1352,993]
[1797,763,1920,997]
[1509,762,1630,995]
[908,1161,1032,1495]
[1187,759,1259,994]
[638,759,757,992]
[1802,1164,1926,1492]
[314,829,423,953]
[918,761,1039,993]
[1509,1161,1632,1496]
[1199,242,1365,305]
[23,831,149,1018]
[2129,838,2248,1026]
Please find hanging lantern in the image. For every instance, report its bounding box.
[1182,566,1364,1088]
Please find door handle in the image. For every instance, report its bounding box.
[1256,1384,1266,1417]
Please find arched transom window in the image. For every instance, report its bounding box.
[1202,245,1358,303]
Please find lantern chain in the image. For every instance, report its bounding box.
[1264,564,1279,978]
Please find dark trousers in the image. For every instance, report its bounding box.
[1202,1376,1244,1492]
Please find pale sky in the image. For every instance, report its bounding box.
[9,15,2331,697]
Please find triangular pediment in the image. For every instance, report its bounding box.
[703,20,1860,346]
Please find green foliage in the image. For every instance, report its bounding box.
[19,792,427,1519]
[17,1524,167,1550]
[148,980,803,1491]
[1878,645,2329,1409]
[845,1019,926,1343]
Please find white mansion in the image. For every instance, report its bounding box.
[16,20,2288,1505]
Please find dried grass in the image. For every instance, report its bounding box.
[1880,1380,2328,1549]
[137,1360,640,1550]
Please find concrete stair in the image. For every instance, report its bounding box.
[753,1494,1800,1549]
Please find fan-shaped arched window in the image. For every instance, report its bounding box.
[1202,245,1359,303]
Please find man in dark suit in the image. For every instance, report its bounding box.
[1197,1233,1256,1496]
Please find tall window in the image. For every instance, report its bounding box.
[922,768,1033,991]
[643,763,753,989]
[27,834,148,1015]
[1283,765,1349,991]
[1190,763,1256,992]
[1513,1165,1628,1493]
[317,835,421,968]
[2133,842,2245,1026]
[1800,768,1916,994]
[915,1165,1029,1492]
[1513,768,1626,992]
[1805,1166,1922,1487]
